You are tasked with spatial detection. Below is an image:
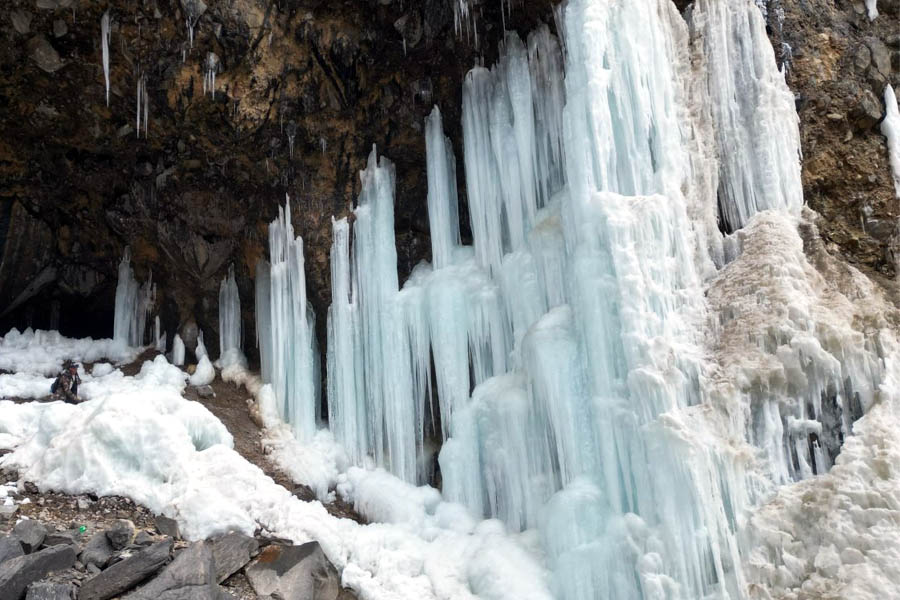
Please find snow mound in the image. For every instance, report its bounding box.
[0,357,552,600]
[189,355,216,387]
[0,328,139,376]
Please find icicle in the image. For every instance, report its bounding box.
[203,52,219,98]
[136,72,149,138]
[184,0,202,48]
[101,11,111,107]
[320,137,327,155]
[865,0,879,19]
[286,121,297,159]
[425,106,460,270]
[217,263,245,368]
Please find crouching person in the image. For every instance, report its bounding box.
[51,360,82,404]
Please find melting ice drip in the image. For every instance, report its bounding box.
[101,11,111,107]
[113,248,156,348]
[320,0,890,599]
[136,72,149,138]
[255,200,320,441]
[218,263,245,366]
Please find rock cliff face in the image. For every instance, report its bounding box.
[0,0,897,360]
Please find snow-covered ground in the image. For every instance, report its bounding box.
[0,328,139,376]
[0,336,552,600]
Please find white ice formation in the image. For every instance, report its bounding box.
[866,0,879,20]
[171,333,186,366]
[113,248,156,348]
[255,200,320,442]
[882,85,900,199]
[321,0,895,599]
[203,52,219,98]
[101,11,111,107]
[217,264,246,369]
[136,72,149,138]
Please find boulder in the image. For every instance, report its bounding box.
[134,531,155,546]
[155,516,181,539]
[0,545,77,600]
[245,542,340,600]
[79,539,172,600]
[12,520,47,553]
[27,36,63,73]
[210,532,258,583]
[10,10,32,34]
[43,530,83,548]
[106,520,136,550]
[126,541,218,600]
[80,532,114,568]
[25,582,75,600]
[0,536,25,566]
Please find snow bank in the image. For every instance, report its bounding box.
[0,358,553,600]
[0,328,140,376]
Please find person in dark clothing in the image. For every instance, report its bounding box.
[51,361,81,404]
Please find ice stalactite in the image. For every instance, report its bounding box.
[136,72,149,138]
[254,199,319,442]
[101,11,111,107]
[203,52,219,98]
[881,85,900,199]
[154,316,166,352]
[217,264,246,368]
[113,248,155,348]
[424,107,460,270]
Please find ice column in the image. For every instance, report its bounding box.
[113,248,155,348]
[326,218,367,465]
[425,107,460,270]
[218,263,244,366]
[256,200,319,441]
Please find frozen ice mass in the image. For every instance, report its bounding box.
[3,0,900,599]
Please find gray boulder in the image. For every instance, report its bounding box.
[155,515,181,539]
[25,582,76,600]
[126,541,218,600]
[106,520,136,550]
[79,539,172,600]
[0,536,25,566]
[43,530,83,548]
[210,533,258,583]
[27,36,63,73]
[245,542,340,600]
[10,10,32,34]
[12,520,47,554]
[0,545,77,600]
[80,532,114,568]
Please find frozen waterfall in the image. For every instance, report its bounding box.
[113,248,155,348]
[319,0,891,599]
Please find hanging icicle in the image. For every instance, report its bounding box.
[101,11,111,106]
[136,72,149,138]
[203,52,219,98]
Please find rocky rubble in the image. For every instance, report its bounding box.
[0,515,356,600]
